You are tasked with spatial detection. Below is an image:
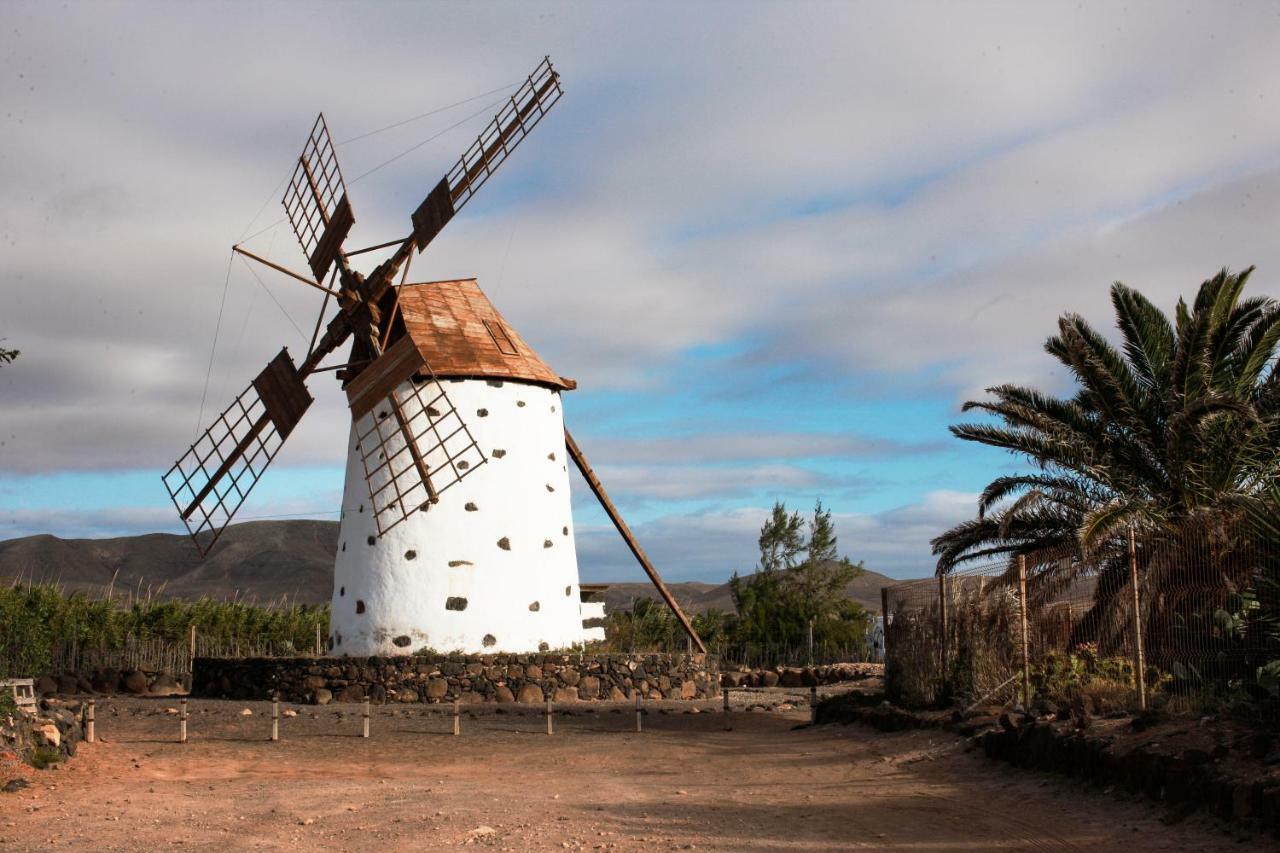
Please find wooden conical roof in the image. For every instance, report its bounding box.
[396,278,573,390]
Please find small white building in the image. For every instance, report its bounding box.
[329,279,587,656]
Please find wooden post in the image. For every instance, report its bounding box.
[564,429,706,653]
[85,699,95,744]
[314,623,322,657]
[189,624,197,690]
[722,687,730,731]
[271,698,280,742]
[545,697,554,736]
[810,686,818,724]
[634,692,642,733]
[179,698,188,744]
[880,587,890,666]
[1128,526,1147,711]
[1017,555,1031,710]
[362,698,370,738]
[452,699,460,736]
[938,573,949,689]
[806,617,814,667]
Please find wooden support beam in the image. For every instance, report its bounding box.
[563,428,706,654]
[232,245,342,297]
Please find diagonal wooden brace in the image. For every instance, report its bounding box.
[564,428,706,654]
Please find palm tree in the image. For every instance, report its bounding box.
[933,267,1280,578]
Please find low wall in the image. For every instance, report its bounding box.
[193,653,719,705]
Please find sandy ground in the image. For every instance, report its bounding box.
[0,689,1272,852]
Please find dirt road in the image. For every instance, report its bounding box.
[0,695,1268,851]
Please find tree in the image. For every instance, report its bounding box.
[932,267,1280,574]
[730,501,868,656]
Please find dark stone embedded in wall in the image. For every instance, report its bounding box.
[445,597,468,611]
[497,537,510,550]
[192,653,720,705]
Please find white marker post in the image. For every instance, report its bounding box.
[271,698,280,742]
[179,699,188,744]
[634,692,642,733]
[452,699,460,736]
[362,698,370,739]
[545,697,554,736]
[85,699,95,744]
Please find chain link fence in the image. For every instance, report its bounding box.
[884,518,1280,723]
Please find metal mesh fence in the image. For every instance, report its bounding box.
[884,518,1280,723]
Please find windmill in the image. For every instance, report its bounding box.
[163,58,705,655]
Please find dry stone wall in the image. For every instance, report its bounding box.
[193,653,719,705]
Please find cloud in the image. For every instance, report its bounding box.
[576,490,978,584]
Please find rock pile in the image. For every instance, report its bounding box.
[26,669,186,698]
[720,662,882,689]
[1,698,85,767]
[193,653,719,705]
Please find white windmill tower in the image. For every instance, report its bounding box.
[163,58,704,656]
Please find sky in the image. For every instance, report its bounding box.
[3,1,1280,583]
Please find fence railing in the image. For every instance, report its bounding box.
[884,518,1280,723]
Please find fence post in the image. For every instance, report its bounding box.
[189,624,197,690]
[314,623,322,657]
[545,697,554,736]
[85,699,95,744]
[179,698,188,744]
[809,685,818,724]
[1128,526,1147,711]
[452,699,460,736]
[938,573,949,692]
[271,697,280,742]
[1017,555,1031,711]
[880,587,890,667]
[722,686,730,731]
[362,698,370,738]
[634,692,642,733]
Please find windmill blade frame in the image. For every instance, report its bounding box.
[163,349,313,555]
[282,113,355,281]
[346,335,486,535]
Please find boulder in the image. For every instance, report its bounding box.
[35,722,60,748]
[75,674,95,694]
[424,679,449,701]
[459,691,485,705]
[494,685,515,703]
[122,670,149,695]
[609,685,628,702]
[760,671,780,688]
[313,688,332,706]
[91,668,120,694]
[516,684,544,704]
[369,684,387,704]
[336,684,365,703]
[56,674,79,695]
[779,669,803,688]
[560,668,581,687]
[395,689,419,703]
[800,668,819,687]
[34,675,57,697]
[721,671,745,688]
[149,673,179,695]
[553,687,578,703]
[304,675,327,691]
[577,676,600,700]
[680,680,697,700]
[525,665,543,680]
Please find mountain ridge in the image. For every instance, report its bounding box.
[0,520,901,612]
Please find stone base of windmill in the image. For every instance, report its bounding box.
[192,653,719,705]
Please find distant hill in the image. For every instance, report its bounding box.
[0,521,904,612]
[0,521,339,604]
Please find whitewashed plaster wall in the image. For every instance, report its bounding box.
[330,379,583,655]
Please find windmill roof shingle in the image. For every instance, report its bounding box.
[396,278,572,391]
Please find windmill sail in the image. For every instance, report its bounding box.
[283,113,355,280]
[163,350,313,554]
[345,336,485,535]
[411,56,562,253]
